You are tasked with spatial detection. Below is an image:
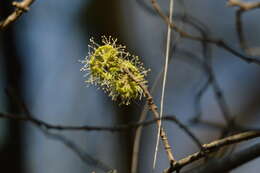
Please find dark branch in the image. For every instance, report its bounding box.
[41,129,112,172]
[227,0,260,54]
[0,112,201,137]
[165,131,260,172]
[187,142,260,173]
[4,88,112,172]
[150,0,260,65]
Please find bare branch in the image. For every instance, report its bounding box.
[124,68,176,163]
[131,61,165,173]
[227,0,260,53]
[165,131,260,172]
[150,0,260,65]
[228,0,260,11]
[0,111,208,141]
[189,119,259,132]
[187,142,260,173]
[41,129,112,172]
[125,68,204,165]
[1,112,259,172]
[177,49,233,124]
[4,88,112,172]
[0,0,35,29]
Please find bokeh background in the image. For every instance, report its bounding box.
[0,0,259,173]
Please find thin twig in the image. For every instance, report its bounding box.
[131,12,204,173]
[235,9,248,51]
[4,91,259,173]
[189,119,259,132]
[150,0,260,65]
[187,142,260,173]
[0,112,211,136]
[0,0,35,29]
[227,0,260,53]
[165,131,260,172]
[41,129,112,172]
[124,68,176,163]
[1,113,259,172]
[131,66,163,173]
[125,68,203,164]
[5,88,112,172]
[174,48,233,124]
[167,14,212,123]
[131,26,184,172]
[170,19,234,150]
[228,0,260,11]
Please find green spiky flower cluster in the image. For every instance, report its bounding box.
[80,36,149,105]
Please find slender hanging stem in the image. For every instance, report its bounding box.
[153,0,175,169]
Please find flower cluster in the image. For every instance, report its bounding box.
[80,36,149,105]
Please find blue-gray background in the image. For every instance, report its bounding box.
[0,0,259,173]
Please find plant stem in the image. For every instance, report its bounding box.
[124,68,175,163]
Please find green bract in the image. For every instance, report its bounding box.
[80,36,148,105]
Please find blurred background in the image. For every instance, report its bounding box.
[0,0,259,173]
